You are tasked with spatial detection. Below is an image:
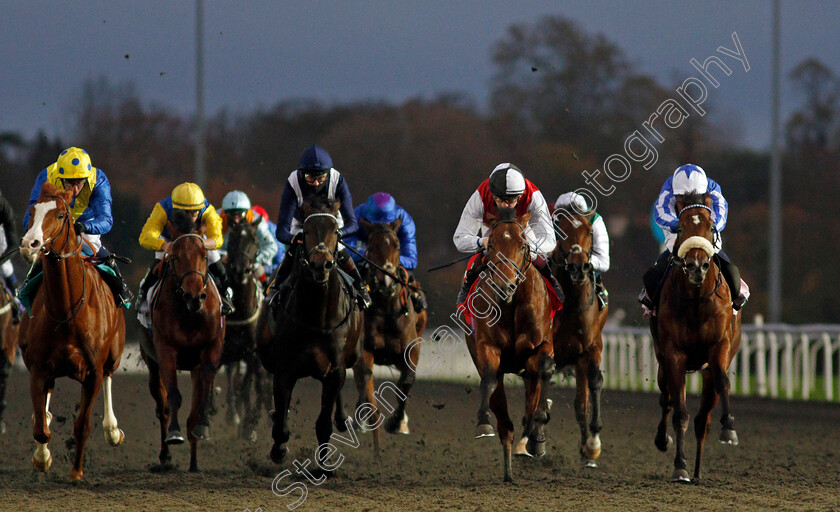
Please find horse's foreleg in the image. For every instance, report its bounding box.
[0,358,11,434]
[475,346,501,438]
[584,354,604,466]
[269,370,296,464]
[489,379,514,483]
[359,351,381,456]
[101,374,125,447]
[316,370,343,473]
[669,365,690,483]
[518,351,554,458]
[693,367,720,481]
[30,372,52,472]
[385,350,417,435]
[333,362,349,433]
[187,363,215,473]
[224,362,237,425]
[159,352,184,445]
[654,365,673,452]
[713,346,738,446]
[240,353,262,441]
[70,370,103,481]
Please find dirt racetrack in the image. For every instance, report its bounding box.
[1,367,839,512]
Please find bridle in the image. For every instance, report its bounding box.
[486,218,533,279]
[168,234,208,296]
[671,203,725,301]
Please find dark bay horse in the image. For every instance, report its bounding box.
[355,218,427,436]
[652,192,742,483]
[463,207,555,482]
[221,216,271,441]
[259,198,363,468]
[18,183,126,480]
[0,274,20,434]
[139,231,225,472]
[550,208,608,467]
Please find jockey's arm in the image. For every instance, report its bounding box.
[525,191,557,255]
[77,170,114,235]
[707,179,728,232]
[274,185,298,245]
[335,178,358,238]
[139,203,169,251]
[590,216,611,273]
[201,205,224,250]
[653,176,679,232]
[453,191,486,253]
[398,210,418,269]
[255,217,279,267]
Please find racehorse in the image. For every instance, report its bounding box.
[550,208,608,467]
[18,182,126,480]
[0,275,20,435]
[463,207,555,483]
[139,229,225,472]
[259,197,363,467]
[354,218,427,436]
[652,191,742,483]
[220,215,271,441]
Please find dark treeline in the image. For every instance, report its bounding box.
[1,16,838,325]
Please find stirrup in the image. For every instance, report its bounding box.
[733,293,748,311]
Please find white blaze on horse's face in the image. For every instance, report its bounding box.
[20,200,58,263]
[692,214,700,225]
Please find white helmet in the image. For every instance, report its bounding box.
[672,164,708,195]
[489,163,526,197]
[555,191,589,213]
[222,190,251,211]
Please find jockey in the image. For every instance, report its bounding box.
[264,144,371,309]
[252,205,285,277]
[639,164,748,312]
[343,192,427,312]
[554,191,611,309]
[137,182,235,315]
[218,190,278,282]
[453,163,561,305]
[22,147,133,307]
[0,190,22,323]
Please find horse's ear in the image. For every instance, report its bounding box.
[390,217,402,232]
[486,212,498,226]
[520,212,531,225]
[302,201,313,217]
[674,195,686,213]
[331,201,341,216]
[166,220,184,239]
[704,194,712,208]
[360,218,373,234]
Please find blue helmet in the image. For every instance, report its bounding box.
[364,193,398,223]
[297,145,333,174]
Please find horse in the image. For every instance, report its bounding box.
[651,191,742,483]
[18,182,126,480]
[138,229,225,472]
[259,197,363,468]
[0,276,20,435]
[354,218,427,436]
[549,208,608,467]
[463,207,555,483]
[220,215,272,441]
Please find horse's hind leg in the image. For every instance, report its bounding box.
[489,378,515,483]
[354,352,381,455]
[187,365,213,473]
[385,353,417,435]
[101,374,125,446]
[583,355,604,466]
[159,353,185,445]
[333,364,349,433]
[518,353,554,458]
[693,367,719,481]
[241,354,262,441]
[315,370,343,474]
[0,357,11,434]
[475,347,501,439]
[144,356,171,466]
[654,365,673,452]
[70,370,103,481]
[223,362,238,425]
[30,371,53,472]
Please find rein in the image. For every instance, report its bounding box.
[39,194,87,328]
[672,202,726,303]
[487,219,533,279]
[167,234,209,295]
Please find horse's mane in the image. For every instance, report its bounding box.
[496,206,517,222]
[305,195,338,214]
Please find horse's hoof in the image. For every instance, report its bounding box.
[397,413,410,435]
[189,465,200,473]
[503,474,514,483]
[69,469,83,481]
[526,438,546,458]
[270,444,288,464]
[0,420,6,435]
[165,431,186,445]
[514,436,532,457]
[32,455,52,472]
[670,469,691,483]
[105,428,125,447]
[474,424,495,439]
[191,424,211,441]
[655,435,673,452]
[581,457,598,468]
[719,429,739,446]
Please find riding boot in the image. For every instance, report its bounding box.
[102,257,135,308]
[456,255,486,307]
[594,273,609,310]
[209,260,235,315]
[338,249,371,309]
[640,250,671,309]
[406,272,427,312]
[716,252,748,311]
[137,260,161,309]
[2,275,20,324]
[533,254,565,302]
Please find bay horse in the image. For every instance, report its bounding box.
[138,229,225,472]
[18,182,126,480]
[259,197,363,468]
[549,208,608,467]
[220,216,271,441]
[652,191,742,483]
[354,218,427,436]
[0,275,20,435]
[463,207,555,483]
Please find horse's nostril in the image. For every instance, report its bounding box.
[200,293,207,301]
[324,260,335,270]
[30,240,40,248]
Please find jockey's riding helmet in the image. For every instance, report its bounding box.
[363,193,398,223]
[489,163,526,199]
[222,190,251,212]
[672,164,708,195]
[56,147,94,181]
[171,182,206,210]
[297,145,333,175]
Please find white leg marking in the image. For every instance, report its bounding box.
[102,376,124,446]
[45,391,52,427]
[586,433,602,452]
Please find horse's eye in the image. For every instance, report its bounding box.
[173,256,179,262]
[57,212,64,219]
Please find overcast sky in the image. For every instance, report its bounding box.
[2,1,838,150]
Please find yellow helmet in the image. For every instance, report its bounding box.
[56,147,94,180]
[171,182,206,210]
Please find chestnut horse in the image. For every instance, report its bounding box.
[259,198,363,468]
[463,207,555,482]
[652,192,742,483]
[18,183,126,480]
[550,208,608,467]
[220,216,271,441]
[354,218,427,436]
[139,231,225,472]
[0,275,20,435]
